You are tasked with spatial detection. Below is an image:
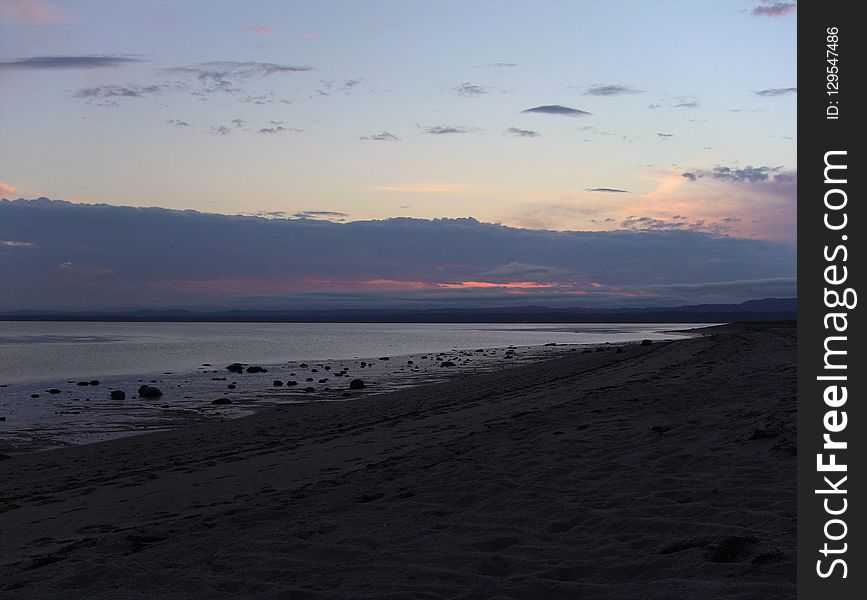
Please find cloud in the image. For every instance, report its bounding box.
[673,99,700,109]
[166,119,190,127]
[0,0,65,24]
[360,131,399,141]
[1,239,34,247]
[0,55,142,70]
[209,125,231,136]
[292,211,349,221]
[751,1,797,17]
[621,215,731,235]
[657,133,673,139]
[302,33,320,40]
[257,125,302,134]
[419,125,475,135]
[247,25,274,35]
[506,127,540,138]
[0,198,795,311]
[166,61,313,94]
[587,187,629,193]
[754,87,797,97]
[0,180,16,196]
[584,84,642,96]
[522,105,591,117]
[683,165,785,183]
[452,82,489,96]
[72,84,167,103]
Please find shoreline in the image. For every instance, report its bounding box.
[0,322,795,598]
[0,324,703,454]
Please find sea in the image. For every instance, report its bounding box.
[0,321,709,453]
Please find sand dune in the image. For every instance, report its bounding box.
[0,323,795,599]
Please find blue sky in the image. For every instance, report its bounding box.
[0,1,796,310]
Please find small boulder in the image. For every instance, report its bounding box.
[379,356,390,361]
[211,397,232,405]
[304,386,315,392]
[89,380,100,386]
[226,363,245,373]
[349,379,365,390]
[109,390,126,400]
[30,394,40,398]
[47,388,61,394]
[286,381,298,386]
[246,366,267,373]
[440,361,456,367]
[138,385,163,398]
[641,339,653,346]
[273,380,284,387]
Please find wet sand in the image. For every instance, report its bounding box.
[0,323,795,599]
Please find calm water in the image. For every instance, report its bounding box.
[0,321,704,385]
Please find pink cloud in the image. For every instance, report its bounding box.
[247,24,274,36]
[302,33,320,40]
[0,0,66,24]
[437,281,560,289]
[0,180,16,196]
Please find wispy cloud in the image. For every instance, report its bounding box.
[452,82,489,96]
[302,33,320,40]
[521,105,591,117]
[360,131,399,141]
[72,84,167,103]
[419,125,475,135]
[754,87,797,97]
[166,119,190,127]
[657,132,673,139]
[587,187,629,193]
[315,78,364,97]
[584,84,642,96]
[247,25,274,35]
[673,98,700,109]
[257,124,302,134]
[292,210,349,221]
[0,55,142,70]
[0,239,34,247]
[0,0,66,24]
[506,127,540,138]
[166,61,313,94]
[0,180,16,196]
[751,1,797,17]
[682,165,786,183]
[209,125,231,136]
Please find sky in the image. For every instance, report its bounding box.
[0,1,797,311]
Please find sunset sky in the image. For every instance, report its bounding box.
[0,1,797,311]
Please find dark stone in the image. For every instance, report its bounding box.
[616,347,624,353]
[641,339,653,346]
[440,361,456,367]
[379,356,390,361]
[47,388,61,394]
[324,366,331,371]
[226,363,245,373]
[299,363,308,368]
[286,381,298,386]
[30,394,40,398]
[349,379,365,390]
[211,397,232,405]
[138,385,163,398]
[0,453,11,461]
[76,381,90,386]
[89,380,100,385]
[342,392,351,398]
[306,378,313,382]
[109,390,126,400]
[246,366,267,373]
[227,384,236,389]
[273,380,283,387]
[318,378,328,383]
[304,387,315,392]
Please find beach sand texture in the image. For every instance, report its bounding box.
[0,323,795,599]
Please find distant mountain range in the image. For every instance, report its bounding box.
[0,298,796,323]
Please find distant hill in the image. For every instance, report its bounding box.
[0,298,796,323]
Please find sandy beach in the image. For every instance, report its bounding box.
[0,323,795,599]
